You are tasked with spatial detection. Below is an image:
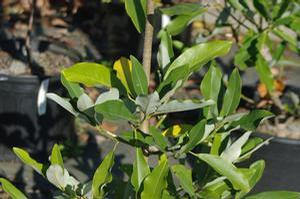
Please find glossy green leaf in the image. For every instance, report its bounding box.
[46,165,78,190]
[46,93,79,116]
[220,69,241,116]
[77,93,94,111]
[95,100,137,122]
[201,176,230,199]
[273,28,298,50]
[255,55,274,93]
[165,40,232,78]
[158,64,189,100]
[131,147,150,192]
[246,191,300,199]
[193,153,250,192]
[149,126,168,151]
[253,0,270,20]
[124,0,146,33]
[236,160,265,198]
[221,131,252,163]
[247,160,265,188]
[92,149,115,198]
[271,0,290,20]
[113,57,135,95]
[13,147,44,176]
[61,73,83,98]
[238,138,272,162]
[210,132,230,155]
[234,32,258,70]
[200,63,222,118]
[62,62,115,87]
[131,55,148,96]
[171,165,195,197]
[157,30,174,69]
[119,131,154,147]
[135,92,160,116]
[141,155,169,199]
[155,99,214,115]
[95,88,119,105]
[0,178,27,199]
[241,137,263,155]
[179,120,214,154]
[162,4,206,36]
[50,144,64,169]
[231,110,274,131]
[160,3,204,16]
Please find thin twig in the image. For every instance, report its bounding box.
[142,0,154,83]
[25,0,36,73]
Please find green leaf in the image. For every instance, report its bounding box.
[273,27,298,51]
[124,0,146,33]
[247,160,265,188]
[157,30,174,69]
[221,131,252,163]
[119,131,154,147]
[113,57,135,96]
[0,178,27,199]
[61,73,83,98]
[165,40,232,78]
[161,4,206,36]
[77,93,94,111]
[46,165,79,190]
[50,144,64,169]
[46,93,79,116]
[234,32,258,70]
[241,137,263,155]
[210,132,230,155]
[13,147,44,176]
[141,155,169,199]
[149,126,168,152]
[271,0,290,20]
[94,100,137,122]
[253,0,270,20]
[246,191,300,199]
[220,69,241,116]
[62,62,115,87]
[158,64,189,100]
[160,3,204,16]
[255,55,274,93]
[135,92,160,116]
[179,120,214,154]
[231,110,274,131]
[200,63,223,118]
[92,149,116,198]
[237,138,272,162]
[131,55,148,96]
[131,147,150,192]
[171,165,195,197]
[193,153,250,192]
[95,88,119,105]
[155,99,214,115]
[201,176,230,199]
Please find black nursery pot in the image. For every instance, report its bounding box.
[0,74,75,161]
[248,133,300,192]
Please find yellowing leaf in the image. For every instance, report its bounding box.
[162,124,191,137]
[113,57,135,95]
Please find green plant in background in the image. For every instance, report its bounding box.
[1,2,300,199]
[210,0,300,108]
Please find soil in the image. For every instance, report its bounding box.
[258,119,300,140]
[0,0,140,76]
